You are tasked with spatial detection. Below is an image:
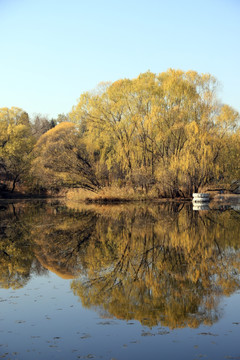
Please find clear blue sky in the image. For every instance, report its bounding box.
[0,0,239,119]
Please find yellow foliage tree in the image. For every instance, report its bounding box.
[70,70,239,196]
[0,107,35,191]
[31,122,100,191]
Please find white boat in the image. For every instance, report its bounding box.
[192,193,210,203]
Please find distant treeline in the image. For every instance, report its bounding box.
[0,69,239,197]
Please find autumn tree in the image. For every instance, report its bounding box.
[31,122,100,191]
[70,73,158,186]
[55,113,70,123]
[70,70,240,196]
[31,114,56,139]
[0,107,35,192]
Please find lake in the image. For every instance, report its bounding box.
[0,200,240,360]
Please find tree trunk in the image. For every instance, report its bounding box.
[11,175,19,193]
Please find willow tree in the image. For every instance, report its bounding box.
[0,107,35,192]
[31,122,100,191]
[70,70,239,196]
[70,72,159,186]
[172,104,240,194]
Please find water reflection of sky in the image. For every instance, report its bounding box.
[0,272,240,360]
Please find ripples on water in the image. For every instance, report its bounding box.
[0,200,240,359]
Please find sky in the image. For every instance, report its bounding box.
[0,0,240,119]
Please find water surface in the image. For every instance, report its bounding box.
[0,200,240,359]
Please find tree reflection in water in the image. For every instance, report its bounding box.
[0,201,240,329]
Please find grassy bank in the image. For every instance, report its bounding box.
[65,186,193,204]
[1,184,238,204]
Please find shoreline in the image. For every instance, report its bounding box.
[1,192,239,206]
